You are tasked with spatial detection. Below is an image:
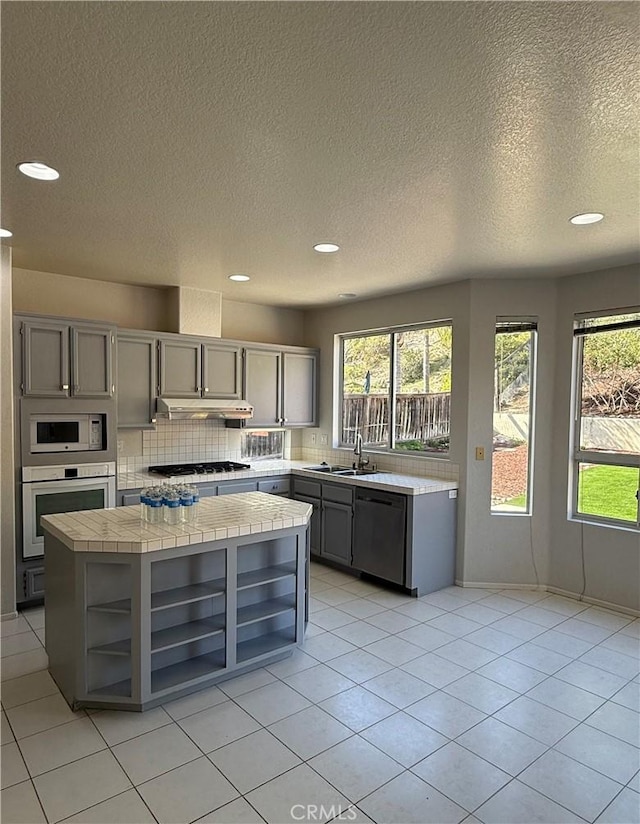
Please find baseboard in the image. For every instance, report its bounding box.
[455,579,545,592]
[546,585,640,617]
[454,579,639,617]
[1,611,19,621]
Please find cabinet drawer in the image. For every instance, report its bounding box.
[293,478,321,499]
[258,478,290,496]
[322,483,354,505]
[217,480,258,495]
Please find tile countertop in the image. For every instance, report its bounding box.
[118,460,458,497]
[41,492,312,554]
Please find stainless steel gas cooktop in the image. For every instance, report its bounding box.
[148,461,250,477]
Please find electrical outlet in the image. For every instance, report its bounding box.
[320,434,328,446]
[475,446,485,460]
[310,433,316,444]
[117,439,124,453]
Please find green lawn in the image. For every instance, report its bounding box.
[578,464,639,522]
[502,464,639,522]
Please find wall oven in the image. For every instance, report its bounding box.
[21,461,116,559]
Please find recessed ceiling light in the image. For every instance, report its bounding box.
[0,228,13,238]
[569,212,604,225]
[339,293,357,299]
[313,242,340,253]
[228,274,250,282]
[18,161,60,181]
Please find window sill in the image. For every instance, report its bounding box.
[569,515,639,534]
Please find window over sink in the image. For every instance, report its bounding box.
[338,321,452,455]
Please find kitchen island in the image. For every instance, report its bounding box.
[41,493,311,712]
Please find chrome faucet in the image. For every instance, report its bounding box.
[353,433,369,470]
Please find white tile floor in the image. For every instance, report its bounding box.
[1,564,639,824]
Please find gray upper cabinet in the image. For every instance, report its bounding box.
[159,339,243,400]
[203,343,242,399]
[243,347,318,428]
[21,319,115,398]
[71,325,115,398]
[158,340,202,398]
[117,333,158,428]
[282,351,317,427]
[243,348,282,426]
[22,320,70,397]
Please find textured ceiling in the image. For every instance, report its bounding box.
[1,1,639,308]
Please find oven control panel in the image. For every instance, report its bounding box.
[22,462,116,482]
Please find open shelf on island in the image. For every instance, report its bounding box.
[87,678,132,698]
[87,598,131,614]
[88,638,131,656]
[151,617,225,654]
[237,596,296,628]
[236,628,296,664]
[151,649,226,693]
[237,563,296,591]
[151,580,225,612]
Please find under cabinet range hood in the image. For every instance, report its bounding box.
[155,398,254,421]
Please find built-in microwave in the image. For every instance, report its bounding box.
[29,413,104,454]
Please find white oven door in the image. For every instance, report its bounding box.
[22,476,116,559]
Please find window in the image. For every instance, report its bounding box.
[241,430,284,460]
[491,320,537,514]
[340,322,452,454]
[572,311,640,527]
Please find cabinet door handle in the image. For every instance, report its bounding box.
[283,418,288,423]
[204,387,209,393]
[61,384,69,390]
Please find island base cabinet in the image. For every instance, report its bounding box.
[44,526,307,711]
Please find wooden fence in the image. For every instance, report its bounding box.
[342,392,451,445]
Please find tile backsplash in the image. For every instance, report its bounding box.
[118,420,297,471]
[117,421,457,481]
[118,419,242,471]
[296,446,459,480]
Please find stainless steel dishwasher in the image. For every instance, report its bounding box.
[352,488,406,585]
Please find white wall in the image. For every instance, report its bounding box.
[461,278,557,588]
[305,266,639,610]
[1,247,16,617]
[304,280,471,576]
[222,299,305,346]
[548,265,640,611]
[13,268,172,331]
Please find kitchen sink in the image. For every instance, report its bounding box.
[302,464,379,477]
[330,468,379,476]
[303,464,350,473]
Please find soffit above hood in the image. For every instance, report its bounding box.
[156,398,254,420]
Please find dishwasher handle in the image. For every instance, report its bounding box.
[355,492,405,510]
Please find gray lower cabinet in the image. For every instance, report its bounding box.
[291,479,352,565]
[118,477,289,507]
[293,476,457,595]
[20,318,115,398]
[217,480,258,496]
[117,332,158,428]
[321,500,353,566]
[45,527,307,710]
